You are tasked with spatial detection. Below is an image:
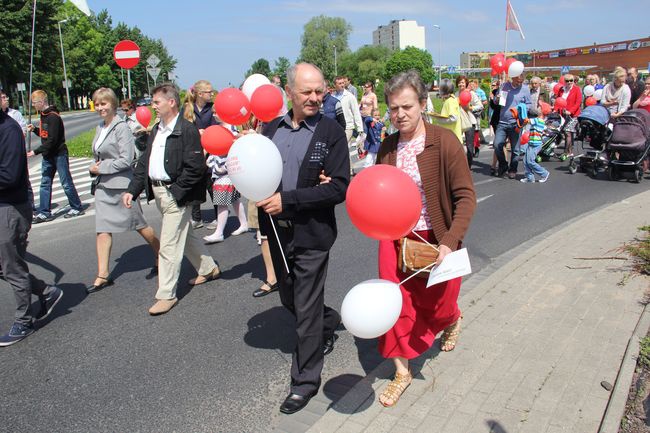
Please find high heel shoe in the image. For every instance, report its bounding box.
[86,275,114,294]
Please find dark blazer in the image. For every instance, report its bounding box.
[259,113,350,250]
[127,115,206,207]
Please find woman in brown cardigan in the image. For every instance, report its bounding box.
[376,71,476,407]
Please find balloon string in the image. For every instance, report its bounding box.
[399,262,436,286]
[410,230,440,253]
[268,214,290,274]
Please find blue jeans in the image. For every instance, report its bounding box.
[37,151,82,216]
[523,145,549,181]
[494,122,521,174]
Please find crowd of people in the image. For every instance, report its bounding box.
[0,61,648,416]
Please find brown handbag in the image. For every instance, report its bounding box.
[397,237,439,278]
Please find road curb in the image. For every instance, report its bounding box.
[306,191,650,433]
[598,298,650,433]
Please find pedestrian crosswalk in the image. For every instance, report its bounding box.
[29,157,95,217]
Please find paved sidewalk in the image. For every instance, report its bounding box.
[305,190,650,433]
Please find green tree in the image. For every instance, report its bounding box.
[246,58,271,79]
[384,46,434,84]
[339,45,392,86]
[272,56,291,85]
[299,15,351,80]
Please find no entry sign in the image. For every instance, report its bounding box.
[113,40,140,69]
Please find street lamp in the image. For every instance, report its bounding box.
[433,25,442,89]
[333,44,338,77]
[57,18,71,110]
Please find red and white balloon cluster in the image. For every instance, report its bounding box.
[489,53,524,78]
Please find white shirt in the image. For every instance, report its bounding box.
[7,108,27,135]
[148,114,178,181]
[93,125,110,152]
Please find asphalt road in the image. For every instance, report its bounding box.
[1,143,649,432]
[25,111,104,150]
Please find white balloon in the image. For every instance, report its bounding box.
[226,134,282,202]
[507,60,524,78]
[341,279,403,339]
[583,85,595,97]
[593,89,604,101]
[242,74,271,99]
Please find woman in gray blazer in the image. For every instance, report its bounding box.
[87,88,160,293]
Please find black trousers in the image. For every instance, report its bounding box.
[0,202,50,325]
[267,221,340,395]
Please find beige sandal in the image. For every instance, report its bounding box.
[440,314,463,352]
[379,370,412,407]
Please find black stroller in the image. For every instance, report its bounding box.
[607,109,650,183]
[536,112,570,162]
[569,105,611,177]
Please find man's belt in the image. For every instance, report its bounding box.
[151,179,172,187]
[276,219,293,229]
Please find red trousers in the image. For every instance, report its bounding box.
[377,230,462,359]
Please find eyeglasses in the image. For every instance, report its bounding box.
[565,79,574,82]
[200,91,215,95]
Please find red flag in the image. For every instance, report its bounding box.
[506,0,525,40]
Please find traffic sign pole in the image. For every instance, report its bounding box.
[127,69,132,99]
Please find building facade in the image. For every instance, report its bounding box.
[373,20,425,51]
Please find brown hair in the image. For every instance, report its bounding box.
[152,83,180,108]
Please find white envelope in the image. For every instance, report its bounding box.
[427,248,472,287]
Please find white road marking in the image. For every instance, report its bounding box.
[477,194,494,204]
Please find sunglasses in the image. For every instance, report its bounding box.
[565,79,574,82]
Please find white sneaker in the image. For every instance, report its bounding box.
[231,226,249,236]
[205,220,218,230]
[538,172,550,183]
[203,234,224,244]
[191,220,204,229]
[520,178,535,183]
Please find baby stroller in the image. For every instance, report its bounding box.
[535,112,569,162]
[568,105,611,177]
[607,109,650,183]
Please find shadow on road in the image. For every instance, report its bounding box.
[25,251,65,283]
[244,306,295,353]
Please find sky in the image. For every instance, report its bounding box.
[88,0,647,90]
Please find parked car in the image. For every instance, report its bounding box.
[136,97,152,106]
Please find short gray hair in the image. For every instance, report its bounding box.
[384,70,428,104]
[286,63,324,90]
[152,83,180,108]
[530,76,542,84]
[438,78,455,97]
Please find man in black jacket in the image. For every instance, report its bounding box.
[257,63,350,414]
[123,84,220,316]
[0,109,63,346]
[26,90,84,223]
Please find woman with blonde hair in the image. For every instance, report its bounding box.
[86,87,160,293]
[601,67,631,118]
[183,80,219,229]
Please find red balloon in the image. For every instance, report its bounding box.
[214,88,251,125]
[540,101,552,116]
[554,97,567,111]
[585,96,597,106]
[200,125,234,155]
[520,131,530,144]
[135,106,152,128]
[459,90,471,107]
[346,165,422,241]
[250,84,283,122]
[553,83,563,96]
[490,53,506,74]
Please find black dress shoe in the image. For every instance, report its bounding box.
[280,389,318,414]
[86,276,114,294]
[323,334,338,356]
[252,280,279,298]
[145,266,158,280]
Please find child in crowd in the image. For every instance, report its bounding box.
[363,108,385,168]
[203,154,248,243]
[520,110,550,183]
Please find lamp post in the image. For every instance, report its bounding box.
[57,19,71,110]
[433,25,442,89]
[333,44,338,77]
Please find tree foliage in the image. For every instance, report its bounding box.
[384,46,434,84]
[339,45,392,86]
[246,58,271,79]
[299,15,352,80]
[0,1,176,109]
[272,57,291,86]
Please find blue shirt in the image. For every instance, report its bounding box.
[272,112,317,192]
[475,87,487,102]
[498,82,531,124]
